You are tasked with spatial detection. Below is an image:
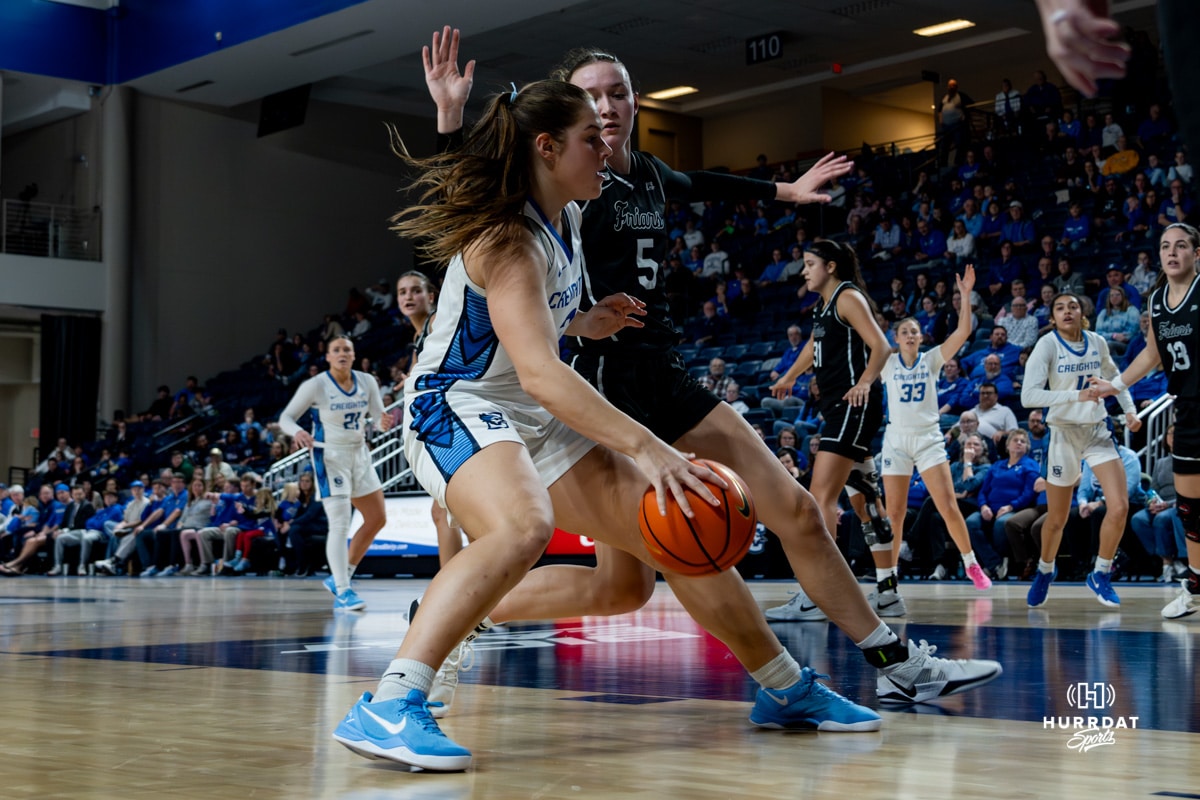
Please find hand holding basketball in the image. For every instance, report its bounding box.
[639,459,757,576]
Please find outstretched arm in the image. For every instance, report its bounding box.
[938,264,977,362]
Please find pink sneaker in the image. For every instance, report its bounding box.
[965,563,992,590]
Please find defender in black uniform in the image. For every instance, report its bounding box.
[421,27,1003,707]
[771,241,901,616]
[1096,223,1200,618]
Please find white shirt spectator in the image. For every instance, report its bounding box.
[973,402,1018,439]
[702,248,730,278]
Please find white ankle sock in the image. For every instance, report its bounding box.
[374,658,436,702]
[751,651,803,691]
[1038,559,1055,574]
[1094,557,1113,574]
[962,551,978,568]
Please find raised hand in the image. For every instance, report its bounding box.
[776,153,854,205]
[956,263,976,295]
[423,26,475,122]
[1038,1,1130,97]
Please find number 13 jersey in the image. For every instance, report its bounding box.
[1149,273,1200,397]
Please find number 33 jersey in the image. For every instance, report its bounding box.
[278,370,385,448]
[1149,273,1200,398]
[883,347,945,432]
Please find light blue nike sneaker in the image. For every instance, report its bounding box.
[333,690,471,771]
[334,587,366,612]
[750,667,881,732]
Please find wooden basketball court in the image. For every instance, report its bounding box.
[2,576,1196,798]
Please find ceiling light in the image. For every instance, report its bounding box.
[647,86,698,100]
[913,19,975,37]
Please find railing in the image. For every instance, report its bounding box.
[1,200,102,261]
[1126,393,1174,475]
[262,400,417,494]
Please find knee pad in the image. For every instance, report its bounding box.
[1178,494,1200,544]
[844,458,879,501]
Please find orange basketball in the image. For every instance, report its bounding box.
[638,459,757,576]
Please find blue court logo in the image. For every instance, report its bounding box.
[479,412,509,430]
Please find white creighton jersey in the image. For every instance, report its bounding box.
[407,200,585,406]
[1021,331,1134,425]
[883,348,945,432]
[278,369,385,448]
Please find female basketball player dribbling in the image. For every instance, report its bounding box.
[278,336,390,611]
[418,26,1001,715]
[881,265,993,594]
[1094,223,1200,619]
[334,80,886,772]
[1021,292,1140,609]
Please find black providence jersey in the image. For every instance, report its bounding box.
[1149,273,1200,397]
[576,151,776,355]
[811,281,872,407]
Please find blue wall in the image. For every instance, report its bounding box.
[0,0,368,84]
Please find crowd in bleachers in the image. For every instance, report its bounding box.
[0,44,1190,584]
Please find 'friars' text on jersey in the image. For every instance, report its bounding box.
[611,201,663,233]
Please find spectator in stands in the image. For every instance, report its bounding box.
[969,355,1017,404]
[238,408,265,443]
[723,381,749,415]
[729,278,760,321]
[54,487,120,575]
[203,447,236,487]
[321,314,345,342]
[35,438,75,475]
[128,475,186,577]
[946,219,976,264]
[1,484,66,575]
[1052,256,1086,295]
[169,376,201,419]
[965,428,1040,580]
[1144,153,1167,189]
[958,198,983,239]
[914,296,941,341]
[1079,160,1102,195]
[705,358,732,398]
[1167,149,1192,186]
[1059,201,1092,250]
[1100,112,1123,152]
[757,248,791,284]
[1129,250,1157,296]
[683,244,704,276]
[1159,179,1194,228]
[173,476,216,575]
[1131,425,1186,583]
[1058,109,1080,144]
[1093,177,1125,234]
[912,217,947,270]
[1056,146,1086,188]
[933,288,977,343]
[139,386,173,421]
[349,310,371,340]
[279,471,327,576]
[1002,202,1035,251]
[978,199,1005,247]
[1038,122,1068,160]
[42,485,92,575]
[969,381,1017,443]
[994,78,1021,133]
[702,240,730,280]
[984,241,1023,310]
[998,297,1038,349]
[681,219,705,250]
[938,78,970,166]
[1097,264,1142,310]
[870,216,900,261]
[763,325,806,411]
[689,300,730,346]
[199,472,260,575]
[1095,286,1140,355]
[937,356,974,417]
[166,450,194,482]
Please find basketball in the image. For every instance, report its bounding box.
[638,459,757,575]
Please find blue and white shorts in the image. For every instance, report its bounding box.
[310,442,382,500]
[403,389,596,509]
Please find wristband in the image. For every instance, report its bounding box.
[1111,376,1128,393]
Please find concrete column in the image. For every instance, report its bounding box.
[100,86,133,419]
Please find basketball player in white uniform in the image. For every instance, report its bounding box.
[881,265,993,598]
[279,336,390,611]
[1021,292,1138,608]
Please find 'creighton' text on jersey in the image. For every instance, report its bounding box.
[278,369,385,448]
[409,200,584,402]
[1149,273,1200,397]
[883,348,945,431]
[812,282,871,408]
[1021,330,1134,425]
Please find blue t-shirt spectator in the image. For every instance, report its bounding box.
[978,456,1040,512]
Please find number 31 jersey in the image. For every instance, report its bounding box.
[883,348,945,432]
[1149,273,1200,397]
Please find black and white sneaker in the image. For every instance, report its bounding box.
[765,586,828,621]
[877,639,1003,703]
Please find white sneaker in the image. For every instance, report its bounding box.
[47,565,63,576]
[1161,564,1176,583]
[877,639,1003,703]
[428,639,475,719]
[898,542,913,562]
[1162,580,1200,620]
[929,564,947,581]
[867,588,908,617]
[765,587,828,621]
